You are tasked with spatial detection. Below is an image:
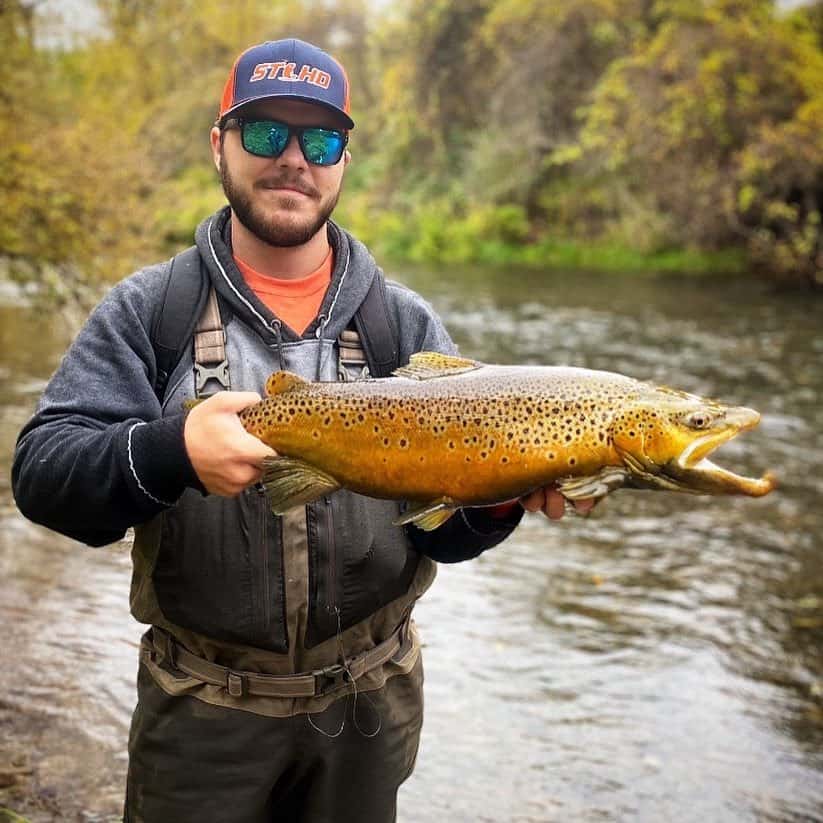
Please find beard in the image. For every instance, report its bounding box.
[219,162,341,248]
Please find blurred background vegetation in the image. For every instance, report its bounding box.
[3,0,823,301]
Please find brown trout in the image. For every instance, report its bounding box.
[239,352,777,530]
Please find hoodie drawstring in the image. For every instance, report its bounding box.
[269,318,284,371]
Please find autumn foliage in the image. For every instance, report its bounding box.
[3,0,822,289]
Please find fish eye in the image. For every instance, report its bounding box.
[682,410,720,430]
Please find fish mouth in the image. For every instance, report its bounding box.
[676,407,761,468]
[668,407,776,496]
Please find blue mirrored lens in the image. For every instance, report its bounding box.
[239,120,346,166]
[242,121,289,157]
[300,128,345,166]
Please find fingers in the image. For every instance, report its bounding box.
[545,488,566,520]
[519,486,600,521]
[184,391,278,497]
[573,497,596,515]
[520,488,546,513]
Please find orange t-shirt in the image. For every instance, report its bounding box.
[234,249,333,336]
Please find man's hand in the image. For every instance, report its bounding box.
[184,392,277,496]
[520,486,597,520]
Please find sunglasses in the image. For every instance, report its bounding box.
[222,117,348,167]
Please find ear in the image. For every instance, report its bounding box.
[210,126,222,173]
[343,149,352,167]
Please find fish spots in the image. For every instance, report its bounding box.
[246,367,652,494]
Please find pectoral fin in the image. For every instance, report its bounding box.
[260,456,340,514]
[393,497,459,531]
[392,352,481,381]
[557,467,629,500]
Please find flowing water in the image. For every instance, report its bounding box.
[0,268,821,822]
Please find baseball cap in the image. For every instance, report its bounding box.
[218,38,354,129]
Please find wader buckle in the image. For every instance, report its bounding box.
[226,671,247,698]
[315,663,349,696]
[150,628,177,669]
[194,359,230,396]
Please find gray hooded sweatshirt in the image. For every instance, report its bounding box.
[12,208,521,714]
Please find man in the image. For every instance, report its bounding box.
[12,38,590,822]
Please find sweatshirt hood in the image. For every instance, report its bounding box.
[194,206,378,346]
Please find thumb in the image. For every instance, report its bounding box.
[201,391,263,413]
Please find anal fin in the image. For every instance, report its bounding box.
[261,456,340,514]
[393,497,458,531]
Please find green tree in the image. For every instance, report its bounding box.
[580,0,823,281]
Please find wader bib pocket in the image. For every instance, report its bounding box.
[305,492,420,648]
[153,487,287,651]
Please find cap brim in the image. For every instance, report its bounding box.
[220,93,354,130]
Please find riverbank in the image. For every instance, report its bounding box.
[0,699,124,823]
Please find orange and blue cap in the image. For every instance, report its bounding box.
[218,38,354,129]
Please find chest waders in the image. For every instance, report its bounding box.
[126,246,427,822]
[145,246,417,698]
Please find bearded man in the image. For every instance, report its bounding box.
[13,38,585,823]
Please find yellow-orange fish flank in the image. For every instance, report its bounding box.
[240,352,777,530]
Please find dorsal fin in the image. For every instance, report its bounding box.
[265,371,308,397]
[392,352,481,381]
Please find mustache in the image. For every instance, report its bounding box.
[255,174,319,198]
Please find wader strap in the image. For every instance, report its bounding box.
[146,614,412,699]
[337,329,368,381]
[193,286,230,397]
[353,272,399,378]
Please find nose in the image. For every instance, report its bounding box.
[277,133,306,168]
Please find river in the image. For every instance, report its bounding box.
[0,267,821,822]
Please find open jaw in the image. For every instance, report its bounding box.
[667,410,777,496]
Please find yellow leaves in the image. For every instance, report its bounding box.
[2,0,822,288]
[546,144,585,168]
[737,184,757,214]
